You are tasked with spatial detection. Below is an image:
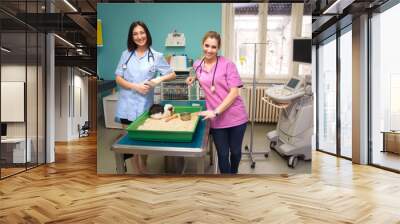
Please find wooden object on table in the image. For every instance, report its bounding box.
[382,131,400,154]
[164,114,179,122]
[180,112,191,121]
[191,111,200,116]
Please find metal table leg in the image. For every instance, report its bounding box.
[209,134,214,166]
[115,153,125,174]
[196,157,205,174]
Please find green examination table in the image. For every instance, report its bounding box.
[111,100,216,174]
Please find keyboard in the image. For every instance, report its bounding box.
[269,88,293,97]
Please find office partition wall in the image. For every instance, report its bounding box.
[317,35,337,155]
[27,31,38,170]
[1,31,28,177]
[339,27,352,159]
[370,3,400,172]
[0,1,47,179]
[316,25,353,159]
[38,32,46,165]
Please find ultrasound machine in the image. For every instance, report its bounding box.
[263,76,313,168]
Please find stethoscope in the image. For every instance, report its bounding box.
[122,48,155,71]
[194,56,219,93]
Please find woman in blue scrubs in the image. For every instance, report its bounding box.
[115,21,176,173]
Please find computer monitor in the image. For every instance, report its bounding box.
[287,79,300,89]
[1,123,7,138]
[285,77,303,91]
[293,38,311,63]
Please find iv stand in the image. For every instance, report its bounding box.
[242,42,268,169]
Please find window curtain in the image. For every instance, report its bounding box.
[290,4,304,77]
[226,3,308,81]
[257,3,268,79]
[221,3,235,60]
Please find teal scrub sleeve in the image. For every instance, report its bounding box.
[155,54,174,76]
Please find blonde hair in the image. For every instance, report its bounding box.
[202,31,221,49]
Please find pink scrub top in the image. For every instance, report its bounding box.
[193,56,248,129]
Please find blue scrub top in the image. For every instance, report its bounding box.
[115,47,173,121]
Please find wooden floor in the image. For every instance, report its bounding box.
[1,167,26,178]
[1,134,400,223]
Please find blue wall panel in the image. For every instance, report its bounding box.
[97,3,221,80]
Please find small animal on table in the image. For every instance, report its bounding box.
[139,104,198,131]
[148,104,175,120]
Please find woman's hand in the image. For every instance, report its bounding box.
[199,110,216,120]
[132,83,151,95]
[145,77,161,88]
[185,76,196,86]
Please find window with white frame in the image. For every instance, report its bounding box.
[265,14,291,77]
[234,14,258,77]
[233,3,310,80]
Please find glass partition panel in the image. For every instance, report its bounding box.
[339,28,352,158]
[371,4,400,171]
[0,1,46,179]
[38,32,46,165]
[317,36,337,154]
[1,30,27,177]
[27,31,38,169]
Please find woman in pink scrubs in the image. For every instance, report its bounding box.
[186,31,248,174]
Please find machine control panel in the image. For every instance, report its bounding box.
[265,77,305,104]
[269,88,293,97]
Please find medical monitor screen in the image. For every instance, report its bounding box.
[293,39,311,63]
[1,123,6,137]
[286,79,300,89]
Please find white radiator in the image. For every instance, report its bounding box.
[240,86,280,123]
